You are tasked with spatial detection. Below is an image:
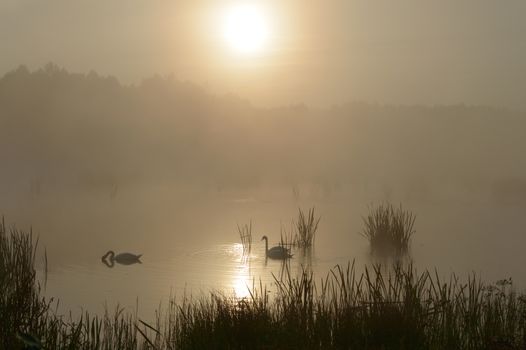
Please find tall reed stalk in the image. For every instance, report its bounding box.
[237,221,252,258]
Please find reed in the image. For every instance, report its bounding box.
[237,221,252,258]
[361,203,416,255]
[293,207,320,248]
[3,217,526,349]
[159,262,526,349]
[279,223,295,250]
[0,219,51,349]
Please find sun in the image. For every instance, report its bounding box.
[222,4,270,55]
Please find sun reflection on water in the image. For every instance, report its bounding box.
[233,263,251,299]
[230,243,253,299]
[226,242,297,300]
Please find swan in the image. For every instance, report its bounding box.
[261,235,292,260]
[101,250,142,265]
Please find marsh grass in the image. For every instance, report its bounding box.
[237,221,252,259]
[0,218,52,349]
[162,262,526,349]
[3,218,526,349]
[361,203,416,256]
[293,207,320,248]
[279,223,295,250]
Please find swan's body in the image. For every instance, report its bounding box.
[261,235,292,260]
[102,250,142,266]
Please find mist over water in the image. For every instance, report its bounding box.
[3,184,526,320]
[1,65,526,320]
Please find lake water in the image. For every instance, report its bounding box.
[2,183,525,320]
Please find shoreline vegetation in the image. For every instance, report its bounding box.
[2,220,526,349]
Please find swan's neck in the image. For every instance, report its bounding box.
[264,238,268,255]
[102,258,114,268]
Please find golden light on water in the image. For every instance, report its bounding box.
[232,263,251,299]
[222,3,270,55]
[230,243,252,299]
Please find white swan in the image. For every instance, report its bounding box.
[101,250,142,266]
[261,235,292,260]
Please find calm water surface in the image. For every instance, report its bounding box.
[2,184,525,320]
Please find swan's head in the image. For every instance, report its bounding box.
[261,235,268,241]
[101,250,115,261]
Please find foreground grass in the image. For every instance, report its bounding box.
[2,220,526,349]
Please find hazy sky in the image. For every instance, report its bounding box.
[1,0,525,110]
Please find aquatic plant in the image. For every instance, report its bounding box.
[165,262,526,350]
[0,218,52,349]
[293,207,320,248]
[237,221,252,258]
[278,223,295,250]
[361,203,416,255]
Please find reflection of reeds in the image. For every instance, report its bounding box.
[237,221,252,258]
[277,229,294,278]
[4,219,526,349]
[361,203,415,256]
[293,207,320,248]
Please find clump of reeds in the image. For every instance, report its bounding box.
[237,221,252,258]
[361,203,415,255]
[293,207,320,248]
[0,218,50,349]
[172,281,271,349]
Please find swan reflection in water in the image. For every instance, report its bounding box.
[101,250,142,268]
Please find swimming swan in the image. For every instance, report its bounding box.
[261,235,292,260]
[101,250,142,266]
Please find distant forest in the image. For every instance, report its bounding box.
[1,64,525,202]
